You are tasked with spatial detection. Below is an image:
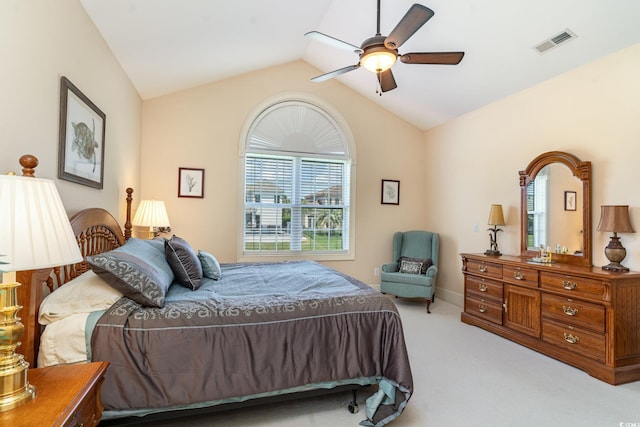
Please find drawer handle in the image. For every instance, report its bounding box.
[478,265,487,273]
[478,304,487,313]
[478,284,488,292]
[513,271,525,280]
[563,333,580,344]
[562,280,577,290]
[563,306,578,316]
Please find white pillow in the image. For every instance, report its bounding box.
[39,270,123,325]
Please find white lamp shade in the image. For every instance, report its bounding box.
[132,200,170,228]
[0,174,83,272]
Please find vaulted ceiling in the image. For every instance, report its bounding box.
[80,0,640,130]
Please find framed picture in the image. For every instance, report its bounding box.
[381,179,400,205]
[564,191,577,211]
[58,76,106,189]
[178,167,205,198]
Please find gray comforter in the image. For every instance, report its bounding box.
[91,261,413,426]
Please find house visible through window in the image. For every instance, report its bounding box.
[241,99,354,259]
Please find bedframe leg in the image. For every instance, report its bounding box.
[348,389,359,414]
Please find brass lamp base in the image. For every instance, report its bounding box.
[602,235,629,272]
[0,282,36,412]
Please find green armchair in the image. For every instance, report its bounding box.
[380,230,439,313]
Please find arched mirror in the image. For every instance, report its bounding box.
[519,151,592,266]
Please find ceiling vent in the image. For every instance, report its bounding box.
[534,29,577,54]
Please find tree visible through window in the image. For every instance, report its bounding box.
[241,100,352,256]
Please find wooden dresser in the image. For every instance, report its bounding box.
[460,253,640,385]
[0,362,109,427]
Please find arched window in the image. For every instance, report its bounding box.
[239,96,355,261]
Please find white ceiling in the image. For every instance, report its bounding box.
[80,0,640,131]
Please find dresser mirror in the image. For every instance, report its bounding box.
[519,151,592,266]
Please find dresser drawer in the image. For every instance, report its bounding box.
[503,265,538,288]
[465,275,503,301]
[542,319,605,363]
[465,294,502,325]
[540,272,606,300]
[541,294,605,334]
[465,259,502,279]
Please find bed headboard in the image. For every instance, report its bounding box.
[17,184,134,368]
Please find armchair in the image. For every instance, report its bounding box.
[380,230,439,313]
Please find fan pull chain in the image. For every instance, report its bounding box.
[376,72,383,96]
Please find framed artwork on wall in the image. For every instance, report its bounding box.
[178,167,205,198]
[564,191,577,211]
[381,179,400,205]
[58,76,106,189]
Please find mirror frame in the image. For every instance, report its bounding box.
[519,151,592,266]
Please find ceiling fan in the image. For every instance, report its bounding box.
[305,1,464,93]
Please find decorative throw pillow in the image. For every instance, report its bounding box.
[165,235,203,290]
[87,238,174,308]
[198,250,221,280]
[399,259,424,275]
[398,256,433,274]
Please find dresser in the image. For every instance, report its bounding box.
[0,362,109,427]
[460,253,640,385]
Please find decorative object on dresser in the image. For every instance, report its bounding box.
[0,362,108,427]
[132,199,171,238]
[0,155,83,411]
[484,204,505,256]
[462,151,640,385]
[596,205,635,272]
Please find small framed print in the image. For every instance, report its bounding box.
[178,167,205,198]
[564,191,576,211]
[58,76,106,189]
[381,179,400,205]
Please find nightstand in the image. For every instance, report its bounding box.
[0,361,109,427]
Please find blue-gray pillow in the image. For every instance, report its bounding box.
[165,236,203,290]
[198,250,221,280]
[86,238,175,308]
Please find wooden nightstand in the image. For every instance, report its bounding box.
[0,361,109,427]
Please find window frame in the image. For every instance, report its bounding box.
[237,94,356,262]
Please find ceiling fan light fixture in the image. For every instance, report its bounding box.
[361,47,397,73]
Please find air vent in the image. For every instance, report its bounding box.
[534,29,577,54]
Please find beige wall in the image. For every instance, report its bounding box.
[141,60,426,284]
[0,0,142,222]
[425,43,640,305]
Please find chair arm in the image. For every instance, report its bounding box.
[426,265,438,278]
[381,262,398,273]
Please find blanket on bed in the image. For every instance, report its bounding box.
[91,261,413,426]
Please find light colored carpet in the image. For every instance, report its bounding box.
[120,297,640,426]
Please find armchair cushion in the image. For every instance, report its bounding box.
[398,256,432,274]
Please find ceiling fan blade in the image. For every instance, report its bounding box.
[311,64,360,82]
[377,69,397,92]
[384,4,434,50]
[400,52,465,65]
[305,31,363,54]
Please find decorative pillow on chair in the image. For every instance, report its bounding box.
[398,256,433,274]
[198,250,222,280]
[165,235,203,290]
[87,238,175,308]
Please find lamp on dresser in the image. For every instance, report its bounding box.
[597,205,635,272]
[132,199,171,239]
[484,204,505,256]
[0,155,83,411]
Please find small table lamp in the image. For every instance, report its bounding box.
[485,204,505,256]
[132,199,171,239]
[597,205,635,272]
[0,155,83,411]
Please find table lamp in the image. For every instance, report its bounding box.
[597,205,635,272]
[132,199,171,239]
[485,204,505,256]
[0,155,83,411]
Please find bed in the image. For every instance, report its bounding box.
[25,188,413,427]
